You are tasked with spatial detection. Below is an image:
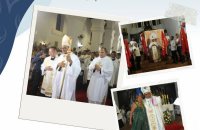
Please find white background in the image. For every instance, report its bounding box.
[0,0,200,130]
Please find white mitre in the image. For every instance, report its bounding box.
[141,86,151,94]
[150,32,157,40]
[62,34,72,47]
[130,41,137,46]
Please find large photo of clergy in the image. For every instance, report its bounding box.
[121,16,192,75]
[112,82,184,130]
[26,11,122,106]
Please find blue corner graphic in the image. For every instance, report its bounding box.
[0,0,34,74]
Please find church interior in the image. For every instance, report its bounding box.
[113,82,184,130]
[122,17,192,74]
[33,11,121,52]
[26,11,121,106]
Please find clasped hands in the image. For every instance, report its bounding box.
[95,64,101,71]
[45,66,53,71]
[66,54,72,65]
[57,55,72,68]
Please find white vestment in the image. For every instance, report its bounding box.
[149,42,159,62]
[41,56,58,97]
[143,96,165,130]
[109,58,119,87]
[87,56,113,104]
[52,53,81,100]
[83,55,91,84]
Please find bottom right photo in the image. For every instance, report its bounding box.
[112,82,184,130]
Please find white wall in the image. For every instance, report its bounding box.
[81,19,92,50]
[121,18,181,39]
[112,22,120,52]
[64,15,89,49]
[113,92,119,108]
[34,12,120,52]
[34,11,62,46]
[34,11,91,49]
[161,18,180,37]
[152,24,164,30]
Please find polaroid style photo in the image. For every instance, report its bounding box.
[112,82,184,130]
[120,16,192,75]
[19,5,126,130]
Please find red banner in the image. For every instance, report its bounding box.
[180,27,189,54]
[140,33,147,55]
[161,31,168,57]
[124,39,132,68]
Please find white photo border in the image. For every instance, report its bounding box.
[118,16,194,82]
[19,5,129,130]
[111,79,184,130]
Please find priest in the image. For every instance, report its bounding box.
[87,47,113,104]
[141,86,165,130]
[40,46,58,97]
[149,33,161,63]
[52,35,81,100]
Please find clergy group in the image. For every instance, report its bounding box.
[28,34,120,105]
[123,22,190,74]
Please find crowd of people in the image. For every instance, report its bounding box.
[27,34,120,105]
[124,23,190,74]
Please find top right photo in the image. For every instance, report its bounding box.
[121,16,192,75]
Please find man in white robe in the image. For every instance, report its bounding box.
[87,47,114,104]
[141,86,165,130]
[133,42,141,70]
[149,33,161,63]
[52,35,81,100]
[109,51,119,88]
[40,47,58,97]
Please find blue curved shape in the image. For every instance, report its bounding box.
[0,0,34,74]
[0,2,2,13]
[0,57,2,70]
[0,26,7,45]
